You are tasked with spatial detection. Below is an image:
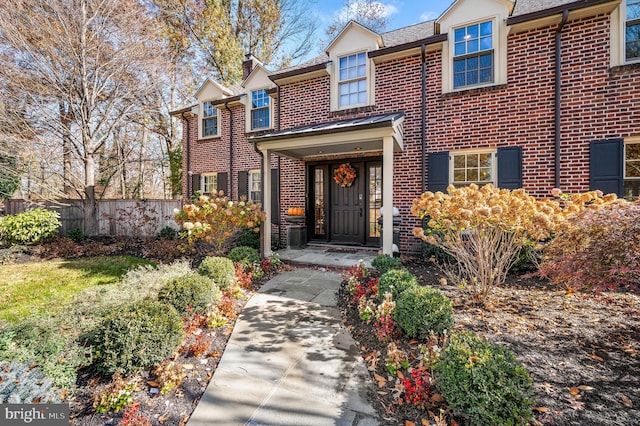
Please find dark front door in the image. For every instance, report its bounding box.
[309,160,381,246]
[330,162,365,243]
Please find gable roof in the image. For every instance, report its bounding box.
[510,0,616,22]
[325,20,383,53]
[270,20,437,81]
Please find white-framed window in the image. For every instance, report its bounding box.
[338,52,367,107]
[202,101,218,138]
[627,0,640,62]
[453,20,494,89]
[450,150,496,186]
[250,89,270,130]
[201,172,217,195]
[248,169,261,202]
[625,140,640,198]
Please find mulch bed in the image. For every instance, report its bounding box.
[338,259,640,425]
[68,278,267,426]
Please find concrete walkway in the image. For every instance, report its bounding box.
[275,245,377,269]
[188,268,380,426]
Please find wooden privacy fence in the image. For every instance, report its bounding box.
[4,199,183,237]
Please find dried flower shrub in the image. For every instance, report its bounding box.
[174,193,264,255]
[411,184,617,302]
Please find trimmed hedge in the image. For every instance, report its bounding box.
[434,332,533,426]
[157,272,219,315]
[394,285,453,338]
[377,269,416,300]
[198,256,235,290]
[371,254,402,275]
[95,300,184,375]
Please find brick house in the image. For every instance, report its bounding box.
[171,0,640,256]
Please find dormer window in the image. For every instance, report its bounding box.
[453,20,494,89]
[251,89,270,130]
[202,101,218,137]
[627,0,640,62]
[338,52,367,107]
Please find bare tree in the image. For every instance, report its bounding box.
[0,0,168,233]
[325,0,392,40]
[150,0,318,85]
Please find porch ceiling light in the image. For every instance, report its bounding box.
[355,146,362,151]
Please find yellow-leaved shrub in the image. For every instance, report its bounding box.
[411,184,616,302]
[174,192,265,255]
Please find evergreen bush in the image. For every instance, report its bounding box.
[95,300,184,375]
[394,285,453,338]
[0,208,60,246]
[434,332,533,426]
[157,272,219,315]
[198,256,235,290]
[377,269,416,300]
[371,254,402,275]
[228,246,260,269]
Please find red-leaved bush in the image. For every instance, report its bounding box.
[539,201,640,293]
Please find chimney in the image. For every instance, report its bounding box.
[242,53,262,80]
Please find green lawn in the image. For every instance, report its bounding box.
[0,256,153,322]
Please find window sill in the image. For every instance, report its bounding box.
[442,83,507,99]
[330,105,376,117]
[246,127,274,136]
[197,136,221,143]
[610,61,640,76]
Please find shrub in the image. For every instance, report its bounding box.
[377,269,416,300]
[157,272,220,315]
[228,246,260,268]
[93,372,136,413]
[119,261,194,298]
[411,185,617,303]
[434,333,533,426]
[95,300,185,375]
[199,256,235,290]
[371,254,402,274]
[395,285,453,338]
[66,227,84,242]
[539,200,640,293]
[157,226,178,240]
[0,208,60,246]
[236,227,260,250]
[174,193,265,254]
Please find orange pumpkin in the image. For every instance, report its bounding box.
[288,207,304,216]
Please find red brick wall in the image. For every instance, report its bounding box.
[183,12,640,253]
[181,104,262,201]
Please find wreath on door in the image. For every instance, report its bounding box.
[334,163,356,187]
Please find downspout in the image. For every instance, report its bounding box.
[421,43,427,193]
[555,10,569,189]
[182,111,191,198]
[224,102,233,198]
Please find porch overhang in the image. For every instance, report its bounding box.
[251,112,404,159]
[253,112,404,258]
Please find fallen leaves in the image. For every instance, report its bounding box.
[587,353,604,362]
[620,394,633,408]
[373,372,387,388]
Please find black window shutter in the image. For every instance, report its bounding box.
[590,139,623,196]
[237,171,248,200]
[217,172,228,196]
[191,173,201,197]
[497,146,523,189]
[271,168,280,225]
[428,151,449,192]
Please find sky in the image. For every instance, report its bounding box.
[313,0,454,32]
